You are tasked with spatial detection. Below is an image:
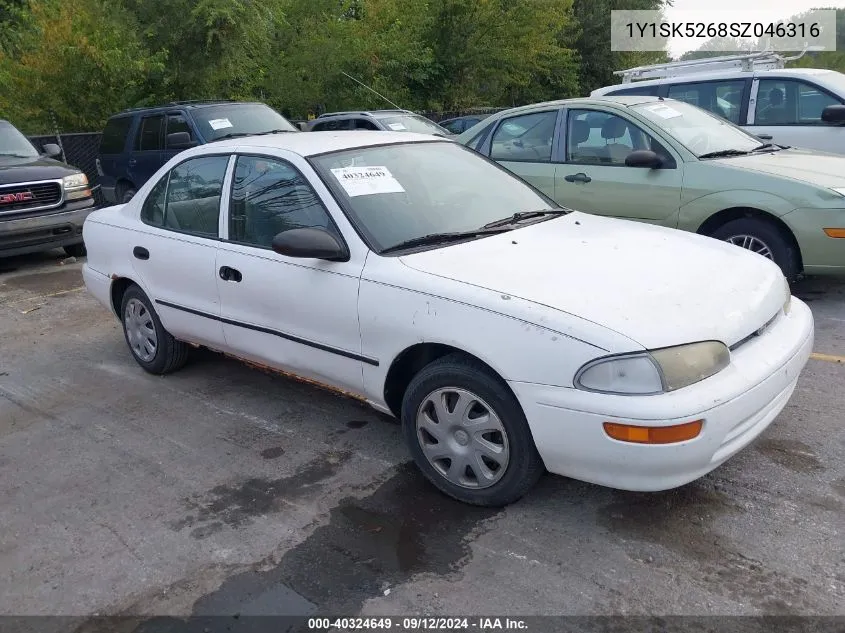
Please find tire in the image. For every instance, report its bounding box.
[401,353,544,507]
[120,284,189,375]
[121,188,137,204]
[63,243,86,258]
[709,217,799,282]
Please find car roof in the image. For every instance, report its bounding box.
[109,101,266,118]
[592,67,844,94]
[197,130,446,157]
[486,95,662,117]
[317,110,408,119]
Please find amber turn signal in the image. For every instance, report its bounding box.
[823,228,845,238]
[603,420,703,444]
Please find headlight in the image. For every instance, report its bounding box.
[62,173,91,200]
[575,341,730,396]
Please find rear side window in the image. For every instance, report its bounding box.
[667,80,745,123]
[135,115,164,151]
[100,117,132,154]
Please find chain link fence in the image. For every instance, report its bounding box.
[28,133,106,207]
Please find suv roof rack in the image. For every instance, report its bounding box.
[615,46,821,83]
[167,100,240,105]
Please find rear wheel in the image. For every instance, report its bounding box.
[401,353,544,507]
[709,218,799,281]
[120,284,189,375]
[63,243,86,258]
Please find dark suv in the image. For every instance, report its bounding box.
[0,119,95,258]
[96,101,297,204]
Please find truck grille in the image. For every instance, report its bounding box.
[0,181,63,214]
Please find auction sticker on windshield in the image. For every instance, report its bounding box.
[208,118,233,130]
[331,166,406,197]
[645,104,682,119]
[388,123,407,131]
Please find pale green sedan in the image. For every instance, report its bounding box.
[457,96,845,281]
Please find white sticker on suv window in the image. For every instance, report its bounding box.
[645,104,682,119]
[387,123,407,131]
[331,166,406,197]
[208,118,233,130]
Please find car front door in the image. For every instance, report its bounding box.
[128,114,166,192]
[131,153,231,348]
[747,77,845,153]
[215,152,367,395]
[484,109,562,199]
[555,107,683,226]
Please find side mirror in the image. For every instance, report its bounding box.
[271,227,349,261]
[166,132,197,149]
[821,104,845,124]
[43,143,61,158]
[625,149,662,168]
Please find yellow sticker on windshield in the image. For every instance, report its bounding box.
[331,166,406,197]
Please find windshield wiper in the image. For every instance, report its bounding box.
[380,228,512,254]
[481,209,569,229]
[698,149,750,159]
[750,143,784,153]
[210,132,253,142]
[251,129,297,136]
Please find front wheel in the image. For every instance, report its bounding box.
[63,243,86,258]
[401,353,544,507]
[120,284,189,375]
[709,218,799,282]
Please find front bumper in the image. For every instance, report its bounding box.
[509,298,814,491]
[0,198,96,257]
[782,207,845,275]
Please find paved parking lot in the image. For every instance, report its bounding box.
[0,250,843,622]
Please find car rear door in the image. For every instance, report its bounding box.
[128,114,166,192]
[215,151,367,395]
[746,77,845,154]
[555,106,683,226]
[96,115,134,204]
[131,152,231,349]
[481,109,563,199]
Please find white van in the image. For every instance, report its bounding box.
[591,50,845,155]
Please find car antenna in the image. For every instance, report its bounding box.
[340,71,412,114]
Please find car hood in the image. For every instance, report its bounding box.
[399,213,786,350]
[0,155,79,184]
[715,148,845,188]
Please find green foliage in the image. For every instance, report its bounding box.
[1,0,671,133]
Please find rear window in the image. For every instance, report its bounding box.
[100,116,132,154]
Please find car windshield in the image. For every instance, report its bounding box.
[310,141,557,252]
[631,100,762,157]
[0,121,39,158]
[376,114,450,135]
[193,103,297,140]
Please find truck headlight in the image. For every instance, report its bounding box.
[574,341,730,396]
[62,173,91,200]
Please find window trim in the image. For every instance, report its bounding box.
[560,107,678,170]
[138,152,233,241]
[663,77,752,126]
[223,152,348,253]
[134,114,166,153]
[749,77,845,127]
[485,108,565,164]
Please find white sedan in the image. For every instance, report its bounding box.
[81,131,814,507]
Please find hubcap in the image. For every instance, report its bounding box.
[415,387,510,489]
[124,298,157,362]
[725,234,774,260]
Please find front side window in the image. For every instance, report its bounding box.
[667,80,745,123]
[229,156,335,249]
[353,119,379,130]
[490,110,558,162]
[755,79,844,125]
[135,116,164,152]
[310,141,556,252]
[566,109,673,166]
[165,114,194,146]
[142,155,229,237]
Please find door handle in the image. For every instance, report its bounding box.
[133,246,149,260]
[219,266,242,282]
[128,158,137,167]
[564,172,591,183]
